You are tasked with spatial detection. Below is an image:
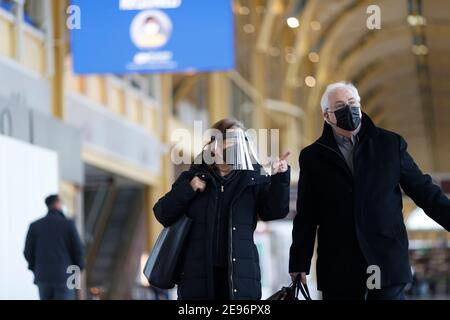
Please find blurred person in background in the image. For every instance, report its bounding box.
[24,195,85,300]
[154,118,290,300]
[289,81,450,300]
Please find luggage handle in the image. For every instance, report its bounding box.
[293,275,312,300]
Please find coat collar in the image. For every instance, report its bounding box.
[47,209,64,217]
[188,160,270,212]
[190,151,270,187]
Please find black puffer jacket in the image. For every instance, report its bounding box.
[154,163,290,300]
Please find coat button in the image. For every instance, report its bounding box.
[251,177,254,181]
[233,258,236,262]
[234,289,238,293]
[232,227,236,231]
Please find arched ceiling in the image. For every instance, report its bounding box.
[287,0,450,172]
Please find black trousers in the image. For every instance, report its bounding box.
[322,283,407,300]
[38,283,75,300]
[213,266,230,300]
[320,244,407,300]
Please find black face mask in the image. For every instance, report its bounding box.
[331,105,361,131]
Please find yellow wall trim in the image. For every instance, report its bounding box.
[82,145,160,186]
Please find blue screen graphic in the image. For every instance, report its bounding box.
[70,0,235,74]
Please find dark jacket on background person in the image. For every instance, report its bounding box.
[154,162,290,300]
[24,210,85,285]
[289,113,450,291]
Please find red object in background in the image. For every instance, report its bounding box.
[441,179,450,194]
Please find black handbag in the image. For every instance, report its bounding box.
[143,215,192,289]
[267,279,312,300]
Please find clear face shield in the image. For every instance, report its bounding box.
[210,128,260,171]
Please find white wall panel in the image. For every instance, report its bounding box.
[0,135,58,299]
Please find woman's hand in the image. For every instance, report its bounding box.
[272,151,290,174]
[190,176,206,192]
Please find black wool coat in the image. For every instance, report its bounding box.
[24,210,85,285]
[154,163,290,300]
[289,113,450,291]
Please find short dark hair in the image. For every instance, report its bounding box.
[45,194,60,209]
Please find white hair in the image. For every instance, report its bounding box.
[320,81,361,113]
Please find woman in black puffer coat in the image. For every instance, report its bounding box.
[153,118,290,300]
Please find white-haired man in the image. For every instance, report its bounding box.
[289,81,450,300]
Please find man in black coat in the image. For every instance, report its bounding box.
[289,82,450,300]
[24,195,85,300]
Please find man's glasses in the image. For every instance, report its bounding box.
[327,100,361,112]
